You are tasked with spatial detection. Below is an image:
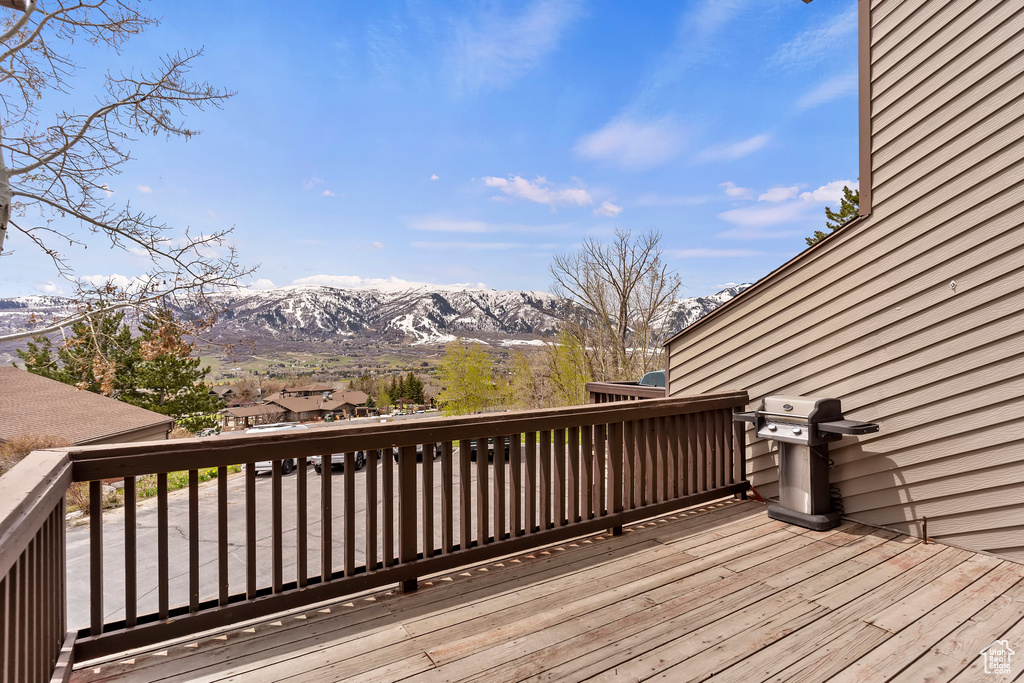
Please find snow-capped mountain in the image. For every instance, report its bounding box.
[0,284,750,358]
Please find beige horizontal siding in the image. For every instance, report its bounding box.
[667,3,1024,560]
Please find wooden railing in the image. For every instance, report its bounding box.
[2,390,748,676]
[0,449,75,683]
[587,380,667,403]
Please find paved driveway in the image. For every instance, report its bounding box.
[66,451,499,630]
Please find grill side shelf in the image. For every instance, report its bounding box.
[817,420,879,435]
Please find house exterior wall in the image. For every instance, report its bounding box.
[666,0,1024,562]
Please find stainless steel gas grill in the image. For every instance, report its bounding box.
[734,396,879,531]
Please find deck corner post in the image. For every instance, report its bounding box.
[401,577,418,593]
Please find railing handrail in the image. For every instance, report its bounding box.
[66,392,746,480]
[586,380,667,400]
[0,448,71,579]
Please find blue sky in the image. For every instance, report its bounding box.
[5,0,859,299]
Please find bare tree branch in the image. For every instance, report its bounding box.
[0,0,254,347]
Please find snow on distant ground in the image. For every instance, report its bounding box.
[501,339,547,347]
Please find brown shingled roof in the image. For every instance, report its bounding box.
[0,366,173,445]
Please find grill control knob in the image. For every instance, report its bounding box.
[768,424,777,431]
[792,427,802,435]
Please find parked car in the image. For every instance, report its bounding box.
[638,370,665,387]
[244,423,309,475]
[393,443,443,462]
[469,436,511,461]
[311,451,368,474]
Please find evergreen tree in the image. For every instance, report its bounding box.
[17,309,139,396]
[120,310,222,418]
[404,371,425,404]
[806,186,860,246]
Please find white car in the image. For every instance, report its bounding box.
[244,423,309,474]
[310,451,367,474]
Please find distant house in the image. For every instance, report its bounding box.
[0,366,172,445]
[664,1,1024,562]
[280,383,334,399]
[268,390,368,423]
[218,404,286,430]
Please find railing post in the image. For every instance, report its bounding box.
[608,422,624,536]
[733,406,748,499]
[398,445,418,593]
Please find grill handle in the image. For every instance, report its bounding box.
[733,411,757,424]
[818,419,879,435]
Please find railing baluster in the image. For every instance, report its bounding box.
[476,438,489,545]
[321,455,333,581]
[189,469,200,612]
[398,446,417,592]
[609,422,624,535]
[686,413,697,495]
[297,457,307,587]
[510,434,522,536]
[734,407,748,494]
[718,409,729,487]
[272,460,283,593]
[383,448,395,566]
[16,555,26,682]
[441,442,454,553]
[569,426,580,524]
[124,476,137,628]
[218,466,229,606]
[246,464,257,598]
[623,421,635,509]
[696,412,708,493]
[663,417,671,501]
[89,480,103,637]
[158,472,169,619]
[595,424,606,516]
[1,576,8,682]
[642,418,653,506]
[494,435,505,541]
[554,429,566,527]
[423,443,435,556]
[345,452,356,577]
[367,448,379,570]
[27,537,35,681]
[459,439,471,547]
[525,432,537,533]
[540,431,552,530]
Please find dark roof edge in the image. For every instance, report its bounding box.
[77,417,174,445]
[663,211,873,348]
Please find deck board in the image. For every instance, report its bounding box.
[70,498,1024,683]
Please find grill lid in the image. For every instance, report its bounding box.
[759,396,842,424]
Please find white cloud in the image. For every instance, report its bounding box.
[322,190,336,197]
[575,117,686,170]
[718,202,815,228]
[634,193,712,207]
[593,201,623,218]
[666,248,761,258]
[796,71,858,111]
[78,273,147,291]
[290,275,489,291]
[483,175,592,208]
[449,0,585,91]
[758,185,801,203]
[35,281,63,295]
[698,134,771,163]
[248,279,277,290]
[137,185,152,194]
[800,179,857,203]
[430,174,440,181]
[354,241,385,251]
[100,184,114,198]
[302,177,323,191]
[720,181,751,199]
[771,6,858,70]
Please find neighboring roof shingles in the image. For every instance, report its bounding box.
[0,366,173,444]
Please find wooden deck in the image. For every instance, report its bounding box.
[69,499,1024,682]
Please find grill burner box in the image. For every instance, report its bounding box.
[735,396,879,531]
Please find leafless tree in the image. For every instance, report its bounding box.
[0,0,255,343]
[550,228,681,382]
